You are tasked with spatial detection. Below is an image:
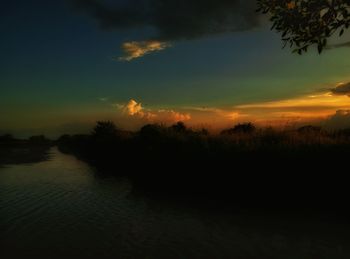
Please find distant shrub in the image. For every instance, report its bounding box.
[92,121,119,139]
[0,134,14,142]
[57,134,71,143]
[139,124,165,139]
[221,123,256,135]
[297,125,322,134]
[340,128,350,135]
[198,128,209,136]
[29,135,50,144]
[170,122,187,133]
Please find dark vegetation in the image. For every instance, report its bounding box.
[0,134,53,166]
[257,0,350,54]
[57,121,350,212]
[2,121,349,210]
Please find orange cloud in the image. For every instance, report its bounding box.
[183,90,350,128]
[235,93,349,110]
[232,91,350,125]
[118,41,170,61]
[113,90,350,130]
[124,99,144,116]
[118,99,191,123]
[157,110,191,122]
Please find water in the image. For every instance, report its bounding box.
[1,147,349,259]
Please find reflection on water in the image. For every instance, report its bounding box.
[0,147,349,259]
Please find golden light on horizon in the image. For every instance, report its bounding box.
[235,92,350,110]
[230,91,350,126]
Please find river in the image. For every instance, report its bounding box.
[1,147,349,258]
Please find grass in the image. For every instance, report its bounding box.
[2,122,349,210]
[53,121,350,210]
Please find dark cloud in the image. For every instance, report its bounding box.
[331,82,350,96]
[324,110,350,130]
[69,0,260,41]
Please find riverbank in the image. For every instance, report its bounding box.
[56,122,350,212]
[0,136,53,166]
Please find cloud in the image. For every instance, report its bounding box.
[124,99,144,115]
[111,103,124,110]
[70,0,259,41]
[69,0,259,60]
[235,92,350,111]
[122,99,157,120]
[184,106,223,113]
[157,109,191,122]
[117,40,170,61]
[324,110,350,129]
[330,82,350,96]
[111,90,350,130]
[119,99,190,123]
[231,91,350,126]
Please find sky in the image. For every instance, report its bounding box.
[1,0,350,137]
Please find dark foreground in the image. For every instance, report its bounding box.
[1,147,349,259]
[56,122,350,212]
[0,136,52,167]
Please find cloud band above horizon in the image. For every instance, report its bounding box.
[70,0,260,60]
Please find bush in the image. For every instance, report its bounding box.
[297,125,322,134]
[92,121,119,139]
[221,123,256,135]
[0,134,14,143]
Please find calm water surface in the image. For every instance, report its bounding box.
[1,147,349,259]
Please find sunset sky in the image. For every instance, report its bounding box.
[1,0,350,137]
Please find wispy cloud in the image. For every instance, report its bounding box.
[111,88,350,129]
[330,82,350,96]
[233,90,350,125]
[117,99,191,123]
[69,0,260,60]
[99,97,108,102]
[185,89,350,127]
[117,41,170,61]
[157,109,191,122]
[235,92,349,110]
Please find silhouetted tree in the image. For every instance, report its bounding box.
[170,121,187,133]
[257,0,350,54]
[337,128,350,137]
[198,128,209,136]
[29,135,50,144]
[139,124,165,139]
[92,121,119,138]
[57,134,71,143]
[221,123,256,135]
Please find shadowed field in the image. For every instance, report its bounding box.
[0,135,53,166]
[55,121,350,212]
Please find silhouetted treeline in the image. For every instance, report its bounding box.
[0,134,53,166]
[56,121,350,211]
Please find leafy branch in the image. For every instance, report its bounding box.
[257,0,350,54]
